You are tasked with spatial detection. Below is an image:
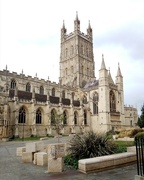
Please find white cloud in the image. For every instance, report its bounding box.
[1,0,144,114]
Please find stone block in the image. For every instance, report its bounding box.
[48,157,64,173]
[16,147,26,156]
[26,142,44,153]
[22,152,35,163]
[37,152,48,166]
[33,152,39,165]
[47,143,65,159]
[127,146,136,152]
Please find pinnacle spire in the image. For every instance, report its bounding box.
[76,11,78,21]
[117,62,122,76]
[88,20,91,29]
[101,54,106,69]
[108,67,114,84]
[62,20,65,29]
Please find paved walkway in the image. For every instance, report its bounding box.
[0,137,137,180]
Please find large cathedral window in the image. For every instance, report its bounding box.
[93,92,98,114]
[26,82,31,92]
[86,47,89,57]
[11,79,16,89]
[36,108,42,124]
[110,90,116,112]
[81,45,83,55]
[18,106,26,123]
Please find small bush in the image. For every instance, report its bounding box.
[135,132,144,139]
[64,154,78,169]
[129,128,144,138]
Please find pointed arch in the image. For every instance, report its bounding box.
[18,106,26,123]
[11,79,16,89]
[36,108,42,124]
[110,90,116,112]
[26,82,31,92]
[93,92,98,114]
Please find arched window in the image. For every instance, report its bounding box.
[18,106,26,123]
[110,91,116,112]
[11,79,16,89]
[52,88,55,97]
[62,90,65,98]
[51,109,56,125]
[36,108,42,124]
[26,82,31,92]
[74,111,78,125]
[40,86,44,95]
[81,66,83,75]
[65,48,68,57]
[65,68,67,76]
[86,47,89,57]
[71,45,74,55]
[81,45,83,54]
[84,110,87,125]
[82,95,87,104]
[93,93,98,114]
[63,111,67,125]
[71,66,73,73]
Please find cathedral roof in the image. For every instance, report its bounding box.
[83,80,99,89]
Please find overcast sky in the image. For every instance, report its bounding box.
[0,0,144,115]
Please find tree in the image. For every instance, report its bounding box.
[51,110,64,142]
[137,104,144,128]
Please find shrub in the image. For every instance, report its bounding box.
[129,128,144,138]
[67,131,116,160]
[135,132,144,139]
[64,154,78,169]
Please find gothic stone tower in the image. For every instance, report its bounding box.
[59,13,95,88]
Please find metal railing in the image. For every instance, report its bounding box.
[135,137,144,177]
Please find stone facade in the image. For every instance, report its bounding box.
[0,14,138,139]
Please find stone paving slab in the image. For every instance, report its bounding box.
[0,137,137,180]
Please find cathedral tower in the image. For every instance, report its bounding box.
[59,13,95,87]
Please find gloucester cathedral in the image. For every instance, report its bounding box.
[0,14,138,140]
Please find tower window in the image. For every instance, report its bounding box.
[82,95,87,104]
[51,109,56,125]
[71,45,74,55]
[65,48,68,57]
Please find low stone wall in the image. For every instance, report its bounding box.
[78,152,136,173]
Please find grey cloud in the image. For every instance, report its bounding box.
[94,22,144,61]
